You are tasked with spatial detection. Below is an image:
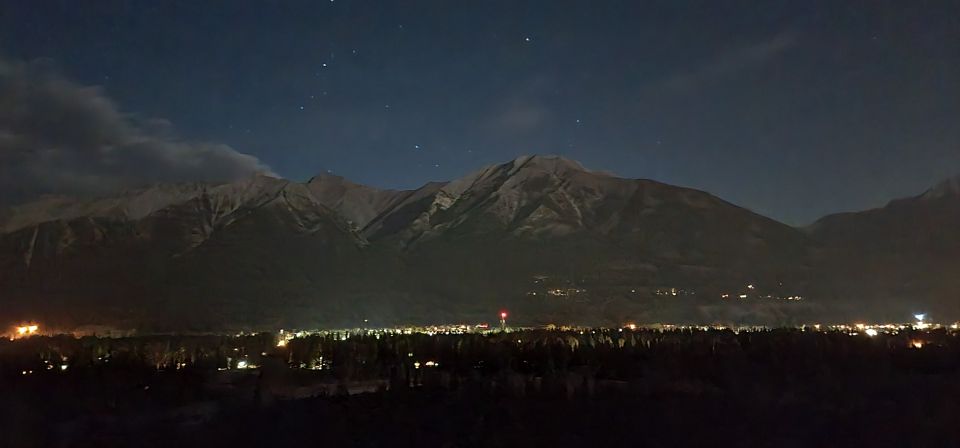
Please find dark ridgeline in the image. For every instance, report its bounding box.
[2,328,960,446]
[806,175,960,318]
[2,155,957,330]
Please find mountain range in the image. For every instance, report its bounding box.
[1,155,957,330]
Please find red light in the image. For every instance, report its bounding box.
[500,312,508,319]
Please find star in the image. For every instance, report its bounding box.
[414,144,421,150]
[524,37,531,42]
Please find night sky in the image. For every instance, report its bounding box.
[1,1,957,225]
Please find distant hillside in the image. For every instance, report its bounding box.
[807,175,960,319]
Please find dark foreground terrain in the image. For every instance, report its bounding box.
[3,328,960,447]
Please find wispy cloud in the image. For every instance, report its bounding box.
[482,76,556,136]
[656,31,799,94]
[0,58,273,205]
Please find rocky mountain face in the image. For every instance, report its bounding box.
[352,156,813,325]
[305,174,407,230]
[0,156,955,330]
[0,175,370,329]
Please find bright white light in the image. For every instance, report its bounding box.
[236,360,248,369]
[865,328,878,337]
[914,314,926,322]
[60,364,68,371]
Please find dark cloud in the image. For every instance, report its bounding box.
[0,59,272,205]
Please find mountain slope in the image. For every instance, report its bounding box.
[352,156,814,324]
[18,155,947,329]
[0,175,373,329]
[305,174,409,229]
[807,175,960,318]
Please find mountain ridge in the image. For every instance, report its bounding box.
[1,156,957,329]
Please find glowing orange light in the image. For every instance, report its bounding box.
[13,323,39,338]
[910,340,924,349]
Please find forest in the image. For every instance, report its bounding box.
[2,328,959,446]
